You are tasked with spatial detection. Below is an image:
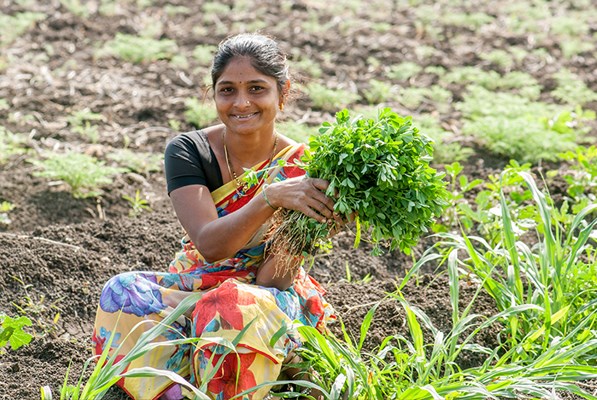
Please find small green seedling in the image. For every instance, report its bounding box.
[0,314,33,353]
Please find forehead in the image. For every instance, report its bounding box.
[216,56,275,85]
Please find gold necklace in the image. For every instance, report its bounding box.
[223,129,279,196]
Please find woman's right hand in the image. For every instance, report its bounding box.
[266,176,336,223]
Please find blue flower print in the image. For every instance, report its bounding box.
[99,326,122,348]
[100,272,166,316]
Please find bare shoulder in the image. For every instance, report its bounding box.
[277,134,298,148]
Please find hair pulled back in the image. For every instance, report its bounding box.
[211,33,289,93]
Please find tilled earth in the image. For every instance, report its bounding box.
[1,0,596,399]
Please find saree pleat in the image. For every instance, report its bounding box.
[92,144,335,400]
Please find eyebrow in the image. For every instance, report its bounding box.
[216,79,270,86]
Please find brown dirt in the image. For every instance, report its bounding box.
[0,1,595,399]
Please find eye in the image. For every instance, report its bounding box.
[218,86,233,94]
[250,85,265,92]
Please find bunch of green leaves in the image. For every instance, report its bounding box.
[270,108,449,268]
[0,314,33,354]
[29,152,123,198]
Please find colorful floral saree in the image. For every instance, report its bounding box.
[92,143,335,400]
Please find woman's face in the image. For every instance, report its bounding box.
[214,56,281,135]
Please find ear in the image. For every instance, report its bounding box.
[279,80,291,105]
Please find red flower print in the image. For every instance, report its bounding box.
[205,349,258,398]
[305,296,324,317]
[193,281,256,335]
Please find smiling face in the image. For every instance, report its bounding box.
[214,56,282,136]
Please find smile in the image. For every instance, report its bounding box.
[233,112,258,120]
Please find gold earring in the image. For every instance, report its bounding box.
[279,103,284,111]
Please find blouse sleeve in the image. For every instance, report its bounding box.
[164,131,215,195]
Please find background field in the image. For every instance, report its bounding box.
[1,0,596,399]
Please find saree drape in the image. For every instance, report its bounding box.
[92,143,335,400]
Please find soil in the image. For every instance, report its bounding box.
[1,1,596,400]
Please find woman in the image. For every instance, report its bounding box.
[92,33,336,400]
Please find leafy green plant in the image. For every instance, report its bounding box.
[0,11,45,46]
[184,97,218,128]
[107,149,163,176]
[560,37,595,59]
[29,152,123,198]
[363,80,395,105]
[0,200,15,225]
[433,169,597,357]
[0,126,27,164]
[479,49,515,71]
[551,69,597,106]
[439,11,494,29]
[98,33,178,64]
[268,108,449,276]
[397,86,451,111]
[11,274,62,336]
[387,62,422,82]
[192,44,217,66]
[414,114,473,164]
[123,190,151,217]
[557,145,597,209]
[164,5,189,16]
[290,53,323,79]
[67,108,105,143]
[59,0,91,17]
[0,314,33,354]
[458,86,593,163]
[440,68,541,99]
[304,83,360,112]
[297,290,597,399]
[433,162,485,233]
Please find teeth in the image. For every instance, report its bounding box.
[235,113,256,119]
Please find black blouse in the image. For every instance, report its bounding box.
[164,130,223,194]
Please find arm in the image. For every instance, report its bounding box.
[170,176,337,264]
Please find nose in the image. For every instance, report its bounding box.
[233,93,251,108]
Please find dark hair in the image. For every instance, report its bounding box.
[211,33,289,93]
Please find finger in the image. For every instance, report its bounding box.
[309,199,332,220]
[303,204,327,223]
[307,178,330,192]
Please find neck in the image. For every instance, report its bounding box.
[223,128,278,167]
